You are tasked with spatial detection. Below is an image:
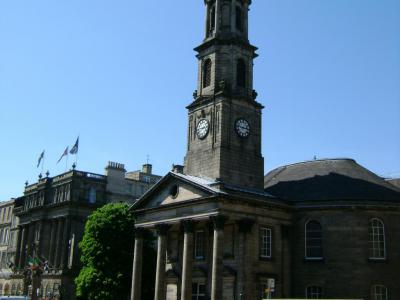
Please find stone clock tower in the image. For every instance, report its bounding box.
[184,0,264,190]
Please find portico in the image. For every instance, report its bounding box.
[130,172,292,300]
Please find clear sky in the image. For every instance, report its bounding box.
[0,0,399,200]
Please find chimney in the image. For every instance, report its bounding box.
[105,161,127,195]
[172,164,184,174]
[142,164,152,174]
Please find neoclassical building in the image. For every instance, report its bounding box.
[130,1,400,300]
[8,161,160,299]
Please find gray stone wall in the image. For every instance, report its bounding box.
[291,207,400,300]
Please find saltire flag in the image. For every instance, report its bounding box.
[57,146,69,164]
[70,137,79,155]
[37,150,45,168]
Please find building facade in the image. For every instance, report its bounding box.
[5,161,160,299]
[130,1,400,300]
[0,199,18,296]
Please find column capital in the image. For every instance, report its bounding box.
[210,215,227,230]
[134,227,145,239]
[181,220,195,233]
[237,218,255,234]
[155,224,170,236]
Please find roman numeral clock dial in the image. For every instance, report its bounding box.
[196,119,210,139]
[235,118,250,138]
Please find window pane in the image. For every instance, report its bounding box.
[305,221,322,258]
[259,227,272,258]
[306,286,323,299]
[237,59,246,88]
[372,285,388,300]
[203,59,212,88]
[369,219,385,259]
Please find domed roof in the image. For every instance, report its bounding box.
[264,159,400,203]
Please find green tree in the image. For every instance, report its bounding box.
[75,203,156,300]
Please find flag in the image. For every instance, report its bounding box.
[57,146,69,164]
[37,150,45,168]
[70,137,79,155]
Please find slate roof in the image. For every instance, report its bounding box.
[387,178,400,189]
[264,158,400,203]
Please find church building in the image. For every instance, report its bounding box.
[130,1,400,300]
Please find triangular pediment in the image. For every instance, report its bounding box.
[132,172,221,210]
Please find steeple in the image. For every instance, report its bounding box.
[204,0,251,41]
[194,0,258,102]
[184,0,264,191]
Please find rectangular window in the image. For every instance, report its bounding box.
[260,278,275,299]
[306,286,323,299]
[372,285,388,300]
[192,282,206,300]
[259,227,272,259]
[194,230,205,260]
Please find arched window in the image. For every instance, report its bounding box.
[369,218,386,259]
[237,59,246,88]
[203,59,212,88]
[306,286,323,299]
[372,285,388,300]
[4,284,9,296]
[236,6,243,31]
[89,187,97,204]
[305,220,323,258]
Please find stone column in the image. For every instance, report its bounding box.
[14,225,22,269]
[19,225,28,268]
[54,218,64,269]
[215,0,221,34]
[210,216,226,300]
[60,217,71,269]
[230,0,236,32]
[130,228,144,300]
[205,1,210,36]
[180,220,194,300]
[154,224,169,300]
[236,219,254,300]
[34,221,43,258]
[48,219,56,267]
[26,222,35,262]
[243,0,249,37]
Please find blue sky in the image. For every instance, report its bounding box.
[0,0,399,200]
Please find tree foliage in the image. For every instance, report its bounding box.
[75,203,155,300]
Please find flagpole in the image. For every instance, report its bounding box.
[66,152,69,172]
[41,154,45,175]
[76,135,79,167]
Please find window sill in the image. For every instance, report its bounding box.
[304,257,324,262]
[259,256,274,262]
[368,257,387,263]
[194,257,205,262]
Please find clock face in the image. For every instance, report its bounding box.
[235,118,250,138]
[196,119,209,139]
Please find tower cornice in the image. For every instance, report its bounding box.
[186,95,264,110]
[194,37,258,58]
